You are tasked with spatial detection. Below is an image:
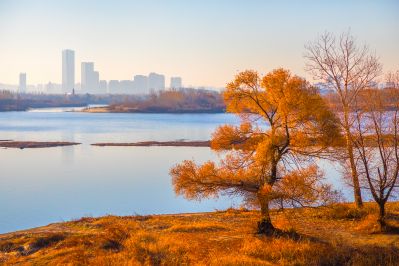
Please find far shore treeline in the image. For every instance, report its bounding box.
[0,88,225,113]
[1,85,399,113]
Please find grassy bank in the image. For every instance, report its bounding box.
[1,203,399,265]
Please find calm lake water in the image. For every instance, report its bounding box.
[0,108,349,234]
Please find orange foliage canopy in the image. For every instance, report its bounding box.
[170,68,341,233]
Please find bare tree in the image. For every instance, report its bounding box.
[386,70,399,89]
[304,31,382,208]
[352,87,399,229]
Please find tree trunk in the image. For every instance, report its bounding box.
[343,110,363,208]
[257,196,275,235]
[347,141,363,208]
[378,202,387,231]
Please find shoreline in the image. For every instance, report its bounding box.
[91,140,210,147]
[0,139,389,149]
[0,141,81,149]
[0,203,398,265]
[81,106,225,114]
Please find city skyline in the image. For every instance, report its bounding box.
[0,0,397,87]
[1,53,189,93]
[1,46,394,95]
[1,48,186,94]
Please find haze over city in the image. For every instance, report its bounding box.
[0,0,398,88]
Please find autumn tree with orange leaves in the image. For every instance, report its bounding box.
[170,69,341,235]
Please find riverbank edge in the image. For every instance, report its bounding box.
[81,106,225,114]
[0,141,81,149]
[0,203,399,265]
[91,140,211,147]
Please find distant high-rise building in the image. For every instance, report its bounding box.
[133,75,148,93]
[170,77,182,89]
[120,80,134,94]
[108,80,120,94]
[62,49,75,93]
[81,62,100,93]
[81,62,93,92]
[93,71,99,93]
[99,80,107,93]
[148,72,165,91]
[19,73,26,93]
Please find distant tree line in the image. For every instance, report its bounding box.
[107,88,225,113]
[0,88,225,113]
[0,92,106,111]
[2,84,398,114]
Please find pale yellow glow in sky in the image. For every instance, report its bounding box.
[0,0,398,87]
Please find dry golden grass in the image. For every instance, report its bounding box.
[0,203,399,265]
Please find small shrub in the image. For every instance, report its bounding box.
[318,204,372,220]
[355,214,381,233]
[101,239,123,252]
[349,245,399,266]
[0,241,16,253]
[131,214,153,222]
[127,232,191,265]
[167,222,226,233]
[99,220,132,252]
[209,254,272,265]
[58,234,96,249]
[29,233,66,250]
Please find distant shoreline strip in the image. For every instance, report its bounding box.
[0,141,81,149]
[91,141,211,147]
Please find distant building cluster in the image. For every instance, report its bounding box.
[170,77,182,89]
[58,49,182,95]
[81,62,100,94]
[107,73,166,94]
[4,49,230,94]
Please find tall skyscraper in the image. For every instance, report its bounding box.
[92,71,99,93]
[170,77,182,89]
[19,73,26,93]
[148,72,165,92]
[81,62,93,91]
[62,49,75,93]
[81,62,99,93]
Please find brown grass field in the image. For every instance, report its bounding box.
[0,203,399,265]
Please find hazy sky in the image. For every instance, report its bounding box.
[0,0,398,87]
